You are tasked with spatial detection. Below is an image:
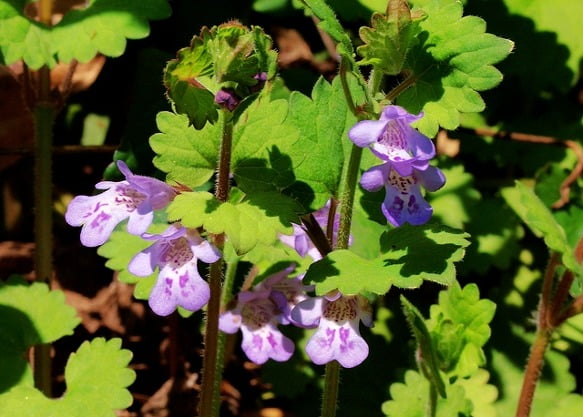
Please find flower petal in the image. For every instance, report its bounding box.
[148,262,210,316]
[240,324,294,364]
[382,183,432,227]
[291,297,324,328]
[379,105,423,124]
[219,309,243,334]
[127,206,154,236]
[348,119,388,148]
[417,165,446,192]
[128,244,159,276]
[305,320,368,368]
[360,163,390,192]
[191,239,221,264]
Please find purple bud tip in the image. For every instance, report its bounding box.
[215,89,240,111]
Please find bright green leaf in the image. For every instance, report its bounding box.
[286,76,354,209]
[305,249,394,295]
[427,283,496,377]
[501,181,581,277]
[0,338,135,417]
[0,0,171,69]
[456,369,498,417]
[52,0,170,63]
[0,276,80,350]
[230,98,300,194]
[167,190,300,254]
[382,370,472,417]
[396,0,514,137]
[357,0,426,75]
[150,111,221,187]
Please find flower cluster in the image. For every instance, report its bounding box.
[220,202,371,367]
[65,161,219,317]
[219,266,310,364]
[349,105,445,226]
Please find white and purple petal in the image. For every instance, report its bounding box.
[305,319,368,368]
[240,323,294,364]
[348,119,389,148]
[148,261,210,316]
[360,163,390,192]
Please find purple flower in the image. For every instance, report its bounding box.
[361,162,445,227]
[128,225,220,316]
[291,292,372,368]
[349,105,435,176]
[214,88,240,111]
[254,265,314,325]
[219,287,294,365]
[65,160,177,247]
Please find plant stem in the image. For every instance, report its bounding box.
[515,329,552,417]
[321,361,341,417]
[515,252,559,417]
[426,383,437,417]
[336,145,363,250]
[198,113,233,417]
[33,67,54,398]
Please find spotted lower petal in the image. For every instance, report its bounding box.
[148,262,210,316]
[305,319,368,368]
[382,183,432,227]
[240,324,294,364]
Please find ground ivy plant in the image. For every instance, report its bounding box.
[1,0,583,417]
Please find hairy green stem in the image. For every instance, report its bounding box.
[198,114,233,417]
[321,361,341,417]
[336,145,363,250]
[426,383,437,417]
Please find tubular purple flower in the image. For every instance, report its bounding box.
[254,265,314,325]
[128,224,220,316]
[348,105,435,176]
[291,293,372,368]
[65,160,177,247]
[361,162,445,227]
[219,289,294,365]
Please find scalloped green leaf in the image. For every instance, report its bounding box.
[230,98,300,194]
[0,338,135,417]
[150,110,221,187]
[286,76,354,210]
[0,0,170,69]
[357,0,426,75]
[395,0,514,137]
[52,0,171,63]
[306,223,470,295]
[427,283,496,377]
[65,338,135,411]
[380,223,471,288]
[382,370,472,417]
[501,181,582,278]
[456,369,498,417]
[167,190,300,255]
[0,1,54,69]
[304,249,394,296]
[0,276,80,351]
